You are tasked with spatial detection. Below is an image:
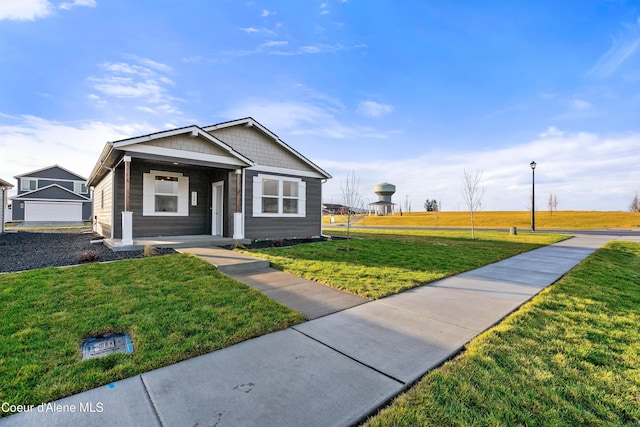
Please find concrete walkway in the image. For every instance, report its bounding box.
[1,234,634,427]
[178,246,368,319]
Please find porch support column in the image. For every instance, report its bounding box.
[121,155,133,246]
[233,168,244,239]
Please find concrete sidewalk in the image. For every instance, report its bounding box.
[0,234,630,427]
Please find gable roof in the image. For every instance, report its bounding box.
[0,178,13,189]
[10,184,91,201]
[203,117,331,179]
[109,125,254,165]
[87,125,256,186]
[14,164,87,181]
[88,119,332,186]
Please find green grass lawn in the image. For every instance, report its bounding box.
[0,254,304,415]
[365,241,640,426]
[245,229,567,299]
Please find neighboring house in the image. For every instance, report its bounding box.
[0,178,13,233]
[10,165,92,223]
[86,117,332,246]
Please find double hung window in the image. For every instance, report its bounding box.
[21,179,37,192]
[142,171,189,216]
[253,174,305,217]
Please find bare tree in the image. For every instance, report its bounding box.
[340,170,363,251]
[461,169,486,240]
[631,192,640,212]
[548,193,558,215]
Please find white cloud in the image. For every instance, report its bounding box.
[261,9,274,17]
[539,126,564,138]
[357,101,393,118]
[319,130,640,211]
[0,115,154,196]
[261,40,288,48]
[59,0,96,11]
[224,98,394,140]
[87,58,182,114]
[572,99,591,110]
[0,0,52,21]
[0,0,96,20]
[589,19,640,78]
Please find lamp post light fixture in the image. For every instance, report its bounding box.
[530,160,537,232]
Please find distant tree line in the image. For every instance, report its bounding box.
[631,192,640,212]
[423,199,439,212]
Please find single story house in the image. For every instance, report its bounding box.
[10,165,92,223]
[0,178,13,233]
[86,117,332,247]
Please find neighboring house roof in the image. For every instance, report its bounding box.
[87,118,331,186]
[14,164,87,181]
[204,117,332,179]
[0,178,13,189]
[10,184,91,201]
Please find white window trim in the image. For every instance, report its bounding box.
[74,181,88,194]
[21,178,37,192]
[252,174,306,218]
[142,170,189,216]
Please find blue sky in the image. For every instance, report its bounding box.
[1,1,639,211]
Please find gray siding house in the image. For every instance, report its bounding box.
[10,165,92,222]
[0,178,13,233]
[86,117,331,247]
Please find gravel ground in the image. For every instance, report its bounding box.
[0,228,175,273]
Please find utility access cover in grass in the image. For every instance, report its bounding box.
[81,334,133,360]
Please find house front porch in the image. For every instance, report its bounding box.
[103,234,250,252]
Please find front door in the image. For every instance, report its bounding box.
[212,181,224,236]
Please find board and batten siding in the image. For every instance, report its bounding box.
[93,169,113,238]
[243,169,322,240]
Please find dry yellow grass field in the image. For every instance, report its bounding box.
[324,211,640,229]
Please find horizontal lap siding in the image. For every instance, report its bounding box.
[93,170,113,238]
[1,188,4,231]
[244,170,322,240]
[114,161,226,238]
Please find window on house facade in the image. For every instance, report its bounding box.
[154,176,179,212]
[74,182,88,194]
[253,174,306,217]
[21,179,37,192]
[143,171,189,216]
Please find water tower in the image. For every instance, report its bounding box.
[373,182,396,215]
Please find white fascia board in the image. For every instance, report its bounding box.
[125,144,250,167]
[111,126,200,148]
[87,144,115,187]
[205,118,331,179]
[246,165,327,179]
[15,198,85,203]
[14,164,86,180]
[112,126,255,166]
[10,184,91,201]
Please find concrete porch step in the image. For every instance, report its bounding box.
[103,235,250,252]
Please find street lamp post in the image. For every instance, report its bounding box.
[530,160,537,232]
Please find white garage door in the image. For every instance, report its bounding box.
[25,202,83,222]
